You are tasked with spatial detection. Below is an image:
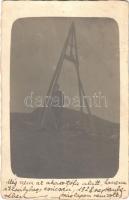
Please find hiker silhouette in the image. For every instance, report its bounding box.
[52,83,64,131]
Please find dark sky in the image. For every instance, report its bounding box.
[10,17,120,123]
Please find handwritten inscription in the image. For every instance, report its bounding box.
[3,178,127,200]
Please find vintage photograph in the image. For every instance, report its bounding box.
[10,17,120,178]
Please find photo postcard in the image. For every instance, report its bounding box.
[1,1,129,200]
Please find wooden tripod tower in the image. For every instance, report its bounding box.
[40,22,93,133]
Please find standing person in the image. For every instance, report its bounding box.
[52,83,64,131]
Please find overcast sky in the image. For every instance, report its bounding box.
[10,17,119,123]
